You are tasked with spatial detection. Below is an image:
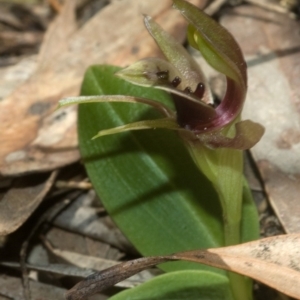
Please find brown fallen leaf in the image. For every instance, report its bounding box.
[0,6,24,30]
[0,170,57,235]
[0,274,67,300]
[52,190,134,251]
[46,226,124,260]
[42,236,160,289]
[0,0,207,177]
[0,0,78,177]
[1,261,95,279]
[0,55,37,99]
[0,31,43,55]
[175,234,300,299]
[257,160,300,234]
[65,234,300,300]
[220,5,300,233]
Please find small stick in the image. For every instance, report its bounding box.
[55,180,93,190]
[20,177,82,300]
[204,0,228,15]
[245,0,297,19]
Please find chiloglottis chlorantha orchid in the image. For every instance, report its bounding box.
[59,0,264,151]
[58,0,265,280]
[59,3,264,296]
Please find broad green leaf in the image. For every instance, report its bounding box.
[79,65,223,273]
[109,270,234,300]
[78,65,259,274]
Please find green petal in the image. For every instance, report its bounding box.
[115,57,179,87]
[92,117,182,139]
[198,120,265,150]
[144,15,213,104]
[58,95,174,117]
[117,58,216,118]
[173,0,247,88]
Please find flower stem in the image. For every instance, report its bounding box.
[223,219,252,300]
[185,139,252,300]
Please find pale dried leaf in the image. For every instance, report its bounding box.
[0,55,37,100]
[44,238,160,289]
[46,226,124,260]
[37,0,76,71]
[0,6,23,29]
[175,234,300,299]
[257,161,300,234]
[0,31,43,57]
[0,0,207,176]
[220,5,300,233]
[52,190,132,251]
[28,244,50,265]
[0,170,57,235]
[1,261,94,279]
[0,274,66,300]
[0,0,79,176]
[66,234,300,300]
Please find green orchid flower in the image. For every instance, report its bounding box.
[59,1,264,299]
[114,5,263,151]
[59,0,264,236]
[60,1,263,149]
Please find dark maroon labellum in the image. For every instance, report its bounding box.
[172,81,209,130]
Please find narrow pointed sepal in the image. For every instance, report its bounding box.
[116,59,216,119]
[92,118,183,140]
[198,120,265,150]
[173,0,247,87]
[58,95,175,118]
[172,0,249,133]
[115,58,179,88]
[144,15,213,104]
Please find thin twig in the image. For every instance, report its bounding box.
[55,180,93,190]
[205,0,297,18]
[20,197,72,299]
[245,0,297,19]
[204,0,228,15]
[20,170,59,300]
[19,173,83,300]
[65,256,173,300]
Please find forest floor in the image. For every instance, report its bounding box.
[0,0,299,299]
